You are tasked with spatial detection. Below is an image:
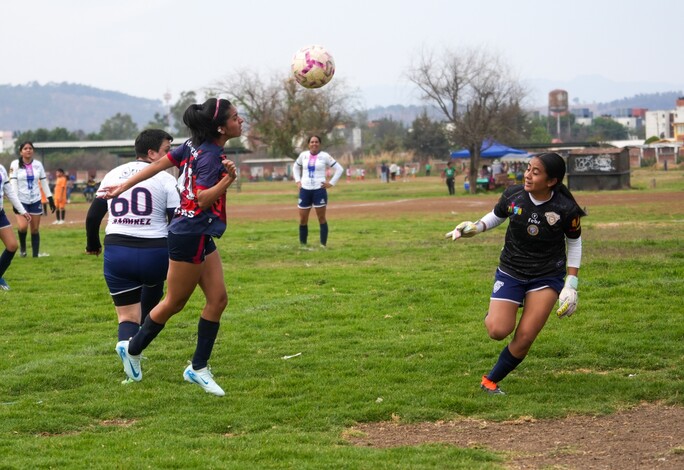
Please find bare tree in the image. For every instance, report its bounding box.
[211,71,356,158]
[408,47,527,193]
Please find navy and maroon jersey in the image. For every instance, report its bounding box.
[167,140,228,238]
[493,185,582,280]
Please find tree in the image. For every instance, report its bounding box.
[408,47,527,193]
[405,111,450,162]
[361,117,406,155]
[13,127,81,153]
[588,117,629,141]
[170,91,197,135]
[211,70,355,158]
[98,113,139,140]
[145,112,169,131]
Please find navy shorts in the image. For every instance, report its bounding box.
[298,187,328,209]
[490,268,564,305]
[167,232,217,264]
[104,245,169,296]
[0,210,10,229]
[22,201,43,215]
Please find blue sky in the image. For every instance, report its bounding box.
[3,0,682,107]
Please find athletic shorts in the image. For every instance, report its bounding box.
[0,210,10,229]
[490,268,565,305]
[103,244,169,296]
[298,187,328,209]
[167,232,217,264]
[22,201,43,215]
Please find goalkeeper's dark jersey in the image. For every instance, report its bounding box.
[493,185,582,280]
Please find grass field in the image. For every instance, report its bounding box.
[1,168,682,468]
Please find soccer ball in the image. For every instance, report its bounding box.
[291,45,335,89]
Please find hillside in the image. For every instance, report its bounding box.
[0,82,164,133]
[0,82,680,134]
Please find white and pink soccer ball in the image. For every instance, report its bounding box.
[291,45,335,89]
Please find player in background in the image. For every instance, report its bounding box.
[9,141,55,257]
[100,98,242,396]
[446,152,585,395]
[52,169,68,224]
[293,135,344,248]
[0,163,31,290]
[86,130,179,382]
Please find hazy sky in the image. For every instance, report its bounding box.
[3,0,682,107]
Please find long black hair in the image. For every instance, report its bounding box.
[536,152,587,217]
[182,98,232,146]
[17,141,34,169]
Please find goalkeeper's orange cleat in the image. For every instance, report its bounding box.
[480,375,506,395]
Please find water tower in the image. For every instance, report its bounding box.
[548,89,569,139]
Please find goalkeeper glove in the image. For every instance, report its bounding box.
[445,221,479,240]
[48,196,56,213]
[556,275,578,318]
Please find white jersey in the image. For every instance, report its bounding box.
[9,159,52,204]
[1,165,26,214]
[294,151,343,190]
[99,161,180,238]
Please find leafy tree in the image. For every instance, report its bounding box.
[408,47,527,193]
[145,112,170,131]
[98,113,139,140]
[211,70,355,158]
[588,117,629,140]
[13,127,80,152]
[170,91,197,135]
[362,118,406,155]
[405,111,450,162]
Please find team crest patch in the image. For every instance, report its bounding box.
[527,225,539,236]
[545,212,560,225]
[493,280,504,293]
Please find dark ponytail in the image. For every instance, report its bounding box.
[537,152,587,217]
[182,98,232,146]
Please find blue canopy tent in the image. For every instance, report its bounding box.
[450,139,528,159]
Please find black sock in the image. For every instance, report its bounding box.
[299,224,308,244]
[18,231,27,253]
[486,345,524,383]
[0,249,16,278]
[128,315,165,355]
[31,233,40,257]
[140,284,164,325]
[60,209,65,221]
[118,321,140,342]
[320,222,328,246]
[191,318,220,370]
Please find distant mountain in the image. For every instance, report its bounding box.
[366,91,684,126]
[0,82,164,133]
[1,81,681,135]
[524,74,682,110]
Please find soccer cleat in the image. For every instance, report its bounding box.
[115,340,142,382]
[20,251,26,258]
[183,365,225,397]
[0,278,9,291]
[480,375,506,395]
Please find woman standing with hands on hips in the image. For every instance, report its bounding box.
[9,141,55,257]
[446,152,585,395]
[293,135,344,248]
[101,98,243,396]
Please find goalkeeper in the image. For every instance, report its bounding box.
[446,152,585,395]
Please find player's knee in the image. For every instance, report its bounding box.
[484,315,512,340]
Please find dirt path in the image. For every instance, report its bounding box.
[346,403,684,469]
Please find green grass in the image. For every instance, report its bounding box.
[1,167,682,468]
